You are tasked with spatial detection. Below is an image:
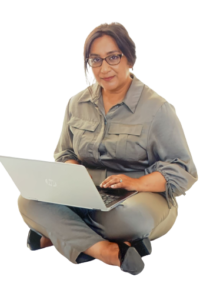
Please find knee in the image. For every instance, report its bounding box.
[18,194,26,214]
[122,204,155,238]
[93,204,155,241]
[16,194,38,216]
[149,204,178,241]
[17,194,33,228]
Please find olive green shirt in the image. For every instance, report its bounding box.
[54,73,198,209]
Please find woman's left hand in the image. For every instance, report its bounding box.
[100,174,140,191]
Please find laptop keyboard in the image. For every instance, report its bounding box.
[100,193,121,206]
[96,186,124,207]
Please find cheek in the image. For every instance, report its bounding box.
[92,69,98,78]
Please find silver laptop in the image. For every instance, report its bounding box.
[0,155,138,211]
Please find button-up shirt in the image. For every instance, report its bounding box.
[54,72,198,209]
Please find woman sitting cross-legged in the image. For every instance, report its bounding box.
[18,22,198,275]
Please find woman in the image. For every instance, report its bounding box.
[18,22,198,275]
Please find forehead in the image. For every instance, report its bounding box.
[89,35,120,56]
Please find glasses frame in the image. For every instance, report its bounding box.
[86,53,124,68]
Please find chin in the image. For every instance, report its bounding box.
[103,83,118,90]
[100,80,114,86]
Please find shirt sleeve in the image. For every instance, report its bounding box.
[145,101,198,209]
[53,99,80,163]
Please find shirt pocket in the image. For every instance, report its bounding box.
[68,116,99,159]
[108,123,145,161]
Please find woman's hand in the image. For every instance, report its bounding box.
[100,174,140,191]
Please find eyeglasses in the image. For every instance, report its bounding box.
[86,53,124,68]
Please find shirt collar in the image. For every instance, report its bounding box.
[78,72,144,113]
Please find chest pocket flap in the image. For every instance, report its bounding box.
[68,116,99,132]
[108,123,143,136]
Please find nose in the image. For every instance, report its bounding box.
[100,59,112,73]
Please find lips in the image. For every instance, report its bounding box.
[102,76,115,79]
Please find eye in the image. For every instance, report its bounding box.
[92,57,101,62]
[109,55,119,60]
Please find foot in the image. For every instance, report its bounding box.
[40,236,53,249]
[100,241,131,267]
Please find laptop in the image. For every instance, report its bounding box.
[0,155,138,211]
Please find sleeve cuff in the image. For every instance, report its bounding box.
[145,163,179,209]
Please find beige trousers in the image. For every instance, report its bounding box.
[18,188,178,264]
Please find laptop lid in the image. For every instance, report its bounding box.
[0,155,108,210]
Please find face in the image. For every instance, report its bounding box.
[89,35,133,92]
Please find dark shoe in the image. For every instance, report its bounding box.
[27,229,42,250]
[26,230,96,265]
[131,237,152,257]
[26,230,52,252]
[76,252,96,265]
[116,241,145,275]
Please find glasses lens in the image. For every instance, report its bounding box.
[88,57,102,67]
[107,55,121,65]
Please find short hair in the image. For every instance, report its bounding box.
[83,22,137,96]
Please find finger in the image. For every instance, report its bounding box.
[110,182,123,189]
[106,178,124,188]
[101,177,120,188]
[100,175,124,187]
[100,176,114,187]
[100,180,112,188]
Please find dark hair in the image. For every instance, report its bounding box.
[83,22,137,96]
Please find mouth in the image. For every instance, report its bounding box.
[102,76,115,81]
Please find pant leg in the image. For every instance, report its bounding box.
[84,192,178,242]
[17,194,105,264]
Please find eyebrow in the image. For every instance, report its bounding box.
[89,50,121,57]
